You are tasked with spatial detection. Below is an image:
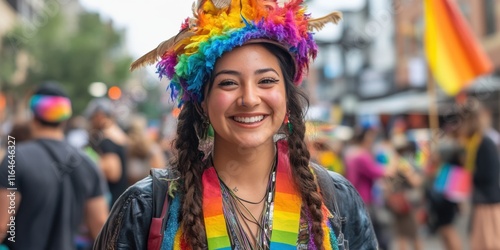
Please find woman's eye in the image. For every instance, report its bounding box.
[218,80,237,86]
[260,78,279,84]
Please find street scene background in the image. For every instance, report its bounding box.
[1,0,500,249]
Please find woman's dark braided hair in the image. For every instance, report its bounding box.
[171,42,324,249]
[171,101,208,249]
[262,43,326,248]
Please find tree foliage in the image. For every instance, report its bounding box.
[0,9,133,114]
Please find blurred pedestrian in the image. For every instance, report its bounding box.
[65,115,101,165]
[94,0,378,249]
[345,126,395,250]
[385,136,423,250]
[425,141,463,250]
[85,98,129,206]
[309,138,345,175]
[458,100,500,250]
[66,115,90,149]
[0,121,33,162]
[478,104,500,152]
[126,114,166,185]
[0,83,109,250]
[6,121,32,144]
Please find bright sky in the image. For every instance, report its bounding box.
[79,0,365,58]
[79,0,193,58]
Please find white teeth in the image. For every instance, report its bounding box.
[233,115,264,123]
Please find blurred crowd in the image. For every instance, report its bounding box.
[306,99,500,250]
[0,95,176,250]
[1,92,499,250]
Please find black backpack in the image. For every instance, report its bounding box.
[36,140,81,250]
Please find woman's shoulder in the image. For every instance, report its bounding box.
[93,171,182,249]
[115,168,178,207]
[94,175,155,248]
[310,162,353,192]
[311,162,362,214]
[121,175,155,200]
[311,162,378,249]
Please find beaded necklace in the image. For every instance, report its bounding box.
[219,156,277,249]
[171,140,340,249]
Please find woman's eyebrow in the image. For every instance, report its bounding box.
[213,69,240,78]
[255,68,279,76]
[213,68,279,78]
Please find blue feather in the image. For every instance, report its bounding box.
[161,193,182,250]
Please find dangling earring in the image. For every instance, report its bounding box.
[284,110,293,134]
[197,115,214,161]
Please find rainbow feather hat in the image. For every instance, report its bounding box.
[131,0,341,106]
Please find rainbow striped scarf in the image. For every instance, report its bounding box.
[176,140,337,249]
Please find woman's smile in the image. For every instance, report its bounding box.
[203,44,287,149]
[232,115,265,124]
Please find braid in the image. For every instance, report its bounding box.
[172,102,208,249]
[286,88,325,249]
[261,42,325,248]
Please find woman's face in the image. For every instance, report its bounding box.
[202,44,287,149]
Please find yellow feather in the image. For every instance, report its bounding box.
[308,11,342,32]
[130,48,158,71]
[157,30,196,55]
[130,30,195,71]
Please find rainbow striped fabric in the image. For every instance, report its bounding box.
[197,140,338,249]
[424,0,493,95]
[201,140,303,249]
[202,167,232,249]
[29,94,72,123]
[269,140,303,249]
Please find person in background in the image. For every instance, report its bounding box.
[345,126,394,250]
[386,136,423,250]
[458,99,500,250]
[85,98,129,206]
[478,104,500,152]
[6,122,32,144]
[66,116,89,148]
[0,83,108,250]
[425,141,463,250]
[66,116,105,250]
[0,121,33,166]
[65,115,101,164]
[126,114,166,185]
[309,139,345,175]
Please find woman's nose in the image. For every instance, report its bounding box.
[239,85,260,107]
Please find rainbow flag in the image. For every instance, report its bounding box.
[433,163,471,202]
[424,0,493,96]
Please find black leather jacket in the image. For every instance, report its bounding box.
[94,167,378,249]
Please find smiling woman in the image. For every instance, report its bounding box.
[203,44,287,150]
[94,0,378,249]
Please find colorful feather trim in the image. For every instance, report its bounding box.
[149,0,337,106]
